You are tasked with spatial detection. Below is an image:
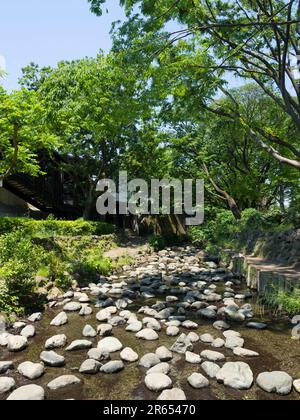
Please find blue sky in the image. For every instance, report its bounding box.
[0,0,125,91]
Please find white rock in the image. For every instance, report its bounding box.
[82,325,97,338]
[28,313,42,322]
[256,371,293,395]
[156,346,173,362]
[97,337,123,353]
[126,321,143,333]
[188,373,209,389]
[7,335,28,352]
[185,351,202,364]
[0,377,16,395]
[7,385,45,400]
[216,362,253,390]
[136,328,159,341]
[66,340,92,351]
[200,350,226,362]
[145,373,172,392]
[233,347,259,357]
[200,334,214,344]
[63,302,82,312]
[225,336,244,349]
[18,362,45,380]
[79,359,101,374]
[45,334,67,350]
[50,312,68,326]
[166,326,180,337]
[47,375,81,390]
[0,361,14,374]
[147,363,170,376]
[139,353,160,369]
[120,347,139,363]
[201,361,221,379]
[100,360,124,374]
[157,388,186,401]
[97,324,113,337]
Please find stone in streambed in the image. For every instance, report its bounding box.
[40,351,65,367]
[45,334,67,350]
[120,347,139,363]
[7,385,45,400]
[97,337,123,353]
[201,362,221,379]
[66,340,93,351]
[188,373,209,389]
[7,335,28,352]
[216,362,253,390]
[50,312,68,326]
[157,388,186,401]
[100,361,124,374]
[185,352,201,364]
[82,325,97,338]
[0,377,16,395]
[201,350,225,362]
[145,373,172,392]
[139,353,160,369]
[0,361,14,374]
[79,359,101,374]
[18,362,45,380]
[170,334,193,354]
[20,325,35,339]
[256,371,293,395]
[47,375,81,390]
[156,346,173,362]
[136,328,159,341]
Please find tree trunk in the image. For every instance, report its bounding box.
[83,185,95,220]
[202,163,242,220]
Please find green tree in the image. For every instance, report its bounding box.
[40,54,152,219]
[89,0,300,171]
[0,87,57,182]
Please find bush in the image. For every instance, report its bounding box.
[0,217,115,236]
[188,209,236,248]
[0,231,46,309]
[148,235,166,251]
[262,285,300,315]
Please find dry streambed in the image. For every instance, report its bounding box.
[0,246,299,400]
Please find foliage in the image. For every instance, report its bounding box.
[0,231,46,311]
[261,286,300,316]
[89,0,300,171]
[148,235,166,251]
[0,87,58,181]
[0,217,115,236]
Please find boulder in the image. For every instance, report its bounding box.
[45,334,67,350]
[100,361,124,374]
[18,362,45,380]
[97,337,123,353]
[216,362,253,390]
[7,385,45,400]
[66,340,93,351]
[120,347,139,363]
[0,377,16,395]
[47,375,81,390]
[40,351,65,367]
[256,371,293,395]
[145,373,172,392]
[188,373,209,389]
[157,388,186,401]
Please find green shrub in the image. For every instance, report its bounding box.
[0,217,115,237]
[148,235,166,251]
[0,230,46,307]
[261,285,300,315]
[188,209,236,248]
